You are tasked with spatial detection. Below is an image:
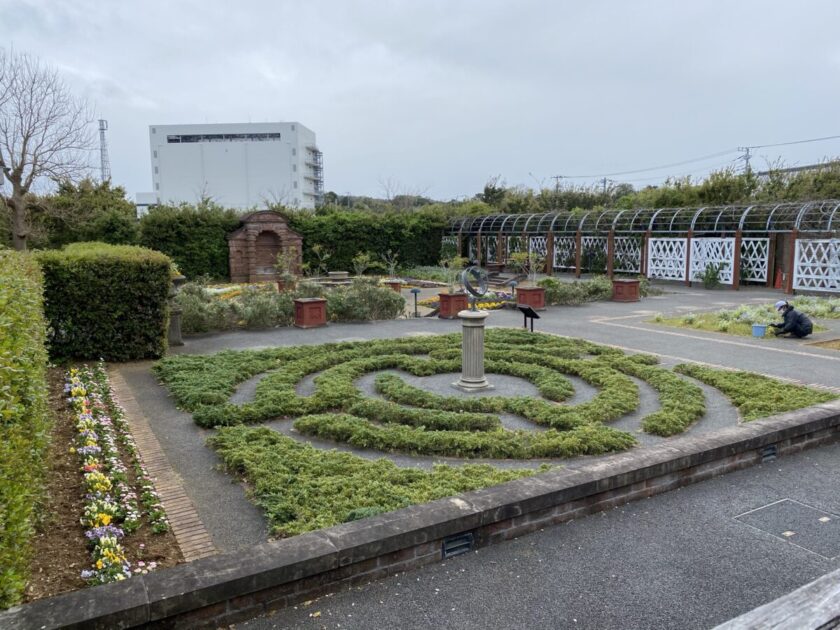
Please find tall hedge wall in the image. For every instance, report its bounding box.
[136,205,448,280]
[37,243,172,361]
[138,205,241,280]
[0,251,50,608]
[287,209,448,272]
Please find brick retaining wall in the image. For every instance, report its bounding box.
[3,400,840,629]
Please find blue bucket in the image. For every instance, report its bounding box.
[752,324,767,338]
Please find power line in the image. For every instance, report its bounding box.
[557,149,737,179]
[746,133,840,150]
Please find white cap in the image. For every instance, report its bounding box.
[774,300,787,311]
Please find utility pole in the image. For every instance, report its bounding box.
[738,146,752,174]
[551,175,563,193]
[98,119,111,182]
[601,177,608,194]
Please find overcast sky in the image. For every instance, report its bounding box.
[3,0,840,201]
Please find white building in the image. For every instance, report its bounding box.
[143,122,323,210]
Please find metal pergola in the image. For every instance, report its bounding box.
[447,201,840,293]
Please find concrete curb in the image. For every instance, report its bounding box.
[3,400,840,629]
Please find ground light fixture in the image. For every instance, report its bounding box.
[409,287,421,317]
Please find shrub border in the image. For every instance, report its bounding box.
[3,399,839,628]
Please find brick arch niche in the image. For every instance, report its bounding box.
[227,211,303,283]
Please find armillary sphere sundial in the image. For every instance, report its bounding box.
[461,266,489,311]
[454,266,492,391]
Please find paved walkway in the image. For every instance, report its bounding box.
[240,439,840,630]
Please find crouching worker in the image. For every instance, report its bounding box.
[770,300,813,338]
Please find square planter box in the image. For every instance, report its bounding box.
[294,297,327,328]
[438,292,469,319]
[516,286,546,311]
[384,280,403,293]
[612,278,641,302]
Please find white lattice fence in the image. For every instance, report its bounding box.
[740,238,769,283]
[485,235,498,263]
[529,236,547,258]
[614,237,642,273]
[793,239,840,292]
[647,238,687,281]
[552,237,576,269]
[690,238,735,285]
[581,236,608,271]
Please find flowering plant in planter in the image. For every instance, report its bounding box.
[441,255,468,293]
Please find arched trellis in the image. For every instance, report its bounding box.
[450,201,840,292]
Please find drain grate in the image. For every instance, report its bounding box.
[442,532,474,559]
[760,444,778,463]
[735,499,840,559]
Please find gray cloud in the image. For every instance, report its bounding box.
[2,0,839,200]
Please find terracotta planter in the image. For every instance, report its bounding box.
[612,278,641,302]
[516,286,546,311]
[438,292,469,319]
[385,280,403,293]
[294,297,327,328]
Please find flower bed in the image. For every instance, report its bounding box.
[66,365,170,584]
[418,290,513,311]
[652,296,839,337]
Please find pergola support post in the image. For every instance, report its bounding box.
[476,235,482,267]
[456,231,463,257]
[684,229,693,286]
[732,230,742,290]
[641,230,651,276]
[607,229,615,278]
[574,230,582,278]
[498,231,505,266]
[766,237,776,288]
[784,229,797,294]
[546,232,555,276]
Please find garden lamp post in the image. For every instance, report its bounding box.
[410,287,421,318]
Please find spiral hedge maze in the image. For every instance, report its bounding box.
[156,329,736,460]
[154,330,838,536]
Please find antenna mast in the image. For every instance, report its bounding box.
[98,119,111,181]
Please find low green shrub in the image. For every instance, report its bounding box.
[175,279,404,334]
[0,251,51,608]
[537,275,612,305]
[37,243,172,360]
[208,425,542,537]
[674,364,836,420]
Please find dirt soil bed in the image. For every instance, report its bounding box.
[809,338,840,351]
[24,368,182,603]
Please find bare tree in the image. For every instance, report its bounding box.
[0,49,94,250]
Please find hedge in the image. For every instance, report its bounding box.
[287,209,448,273]
[137,204,448,280]
[0,251,51,608]
[36,243,172,361]
[139,204,240,280]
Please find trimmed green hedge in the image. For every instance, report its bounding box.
[0,251,51,608]
[288,209,448,273]
[139,204,240,280]
[37,243,172,361]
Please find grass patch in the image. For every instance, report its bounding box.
[652,296,839,337]
[208,425,545,537]
[673,364,837,421]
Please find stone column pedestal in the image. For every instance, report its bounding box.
[454,309,491,391]
[168,305,184,347]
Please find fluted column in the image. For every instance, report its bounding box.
[454,309,491,391]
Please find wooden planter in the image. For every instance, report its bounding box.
[384,280,403,293]
[438,292,469,319]
[516,286,546,311]
[294,297,327,328]
[612,278,641,302]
